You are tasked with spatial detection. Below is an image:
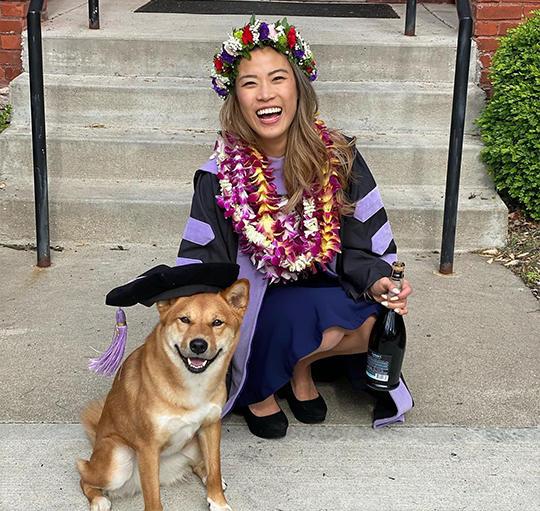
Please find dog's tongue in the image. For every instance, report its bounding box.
[188,358,206,368]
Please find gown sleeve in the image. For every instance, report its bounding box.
[176,170,238,266]
[337,149,397,301]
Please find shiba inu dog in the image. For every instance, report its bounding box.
[77,278,250,511]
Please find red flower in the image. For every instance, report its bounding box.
[242,25,254,44]
[214,58,223,73]
[286,27,297,49]
[305,65,313,73]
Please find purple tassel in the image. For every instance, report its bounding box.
[89,308,127,377]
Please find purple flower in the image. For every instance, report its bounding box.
[294,48,305,60]
[212,77,229,97]
[308,70,317,82]
[221,49,236,64]
[260,22,269,40]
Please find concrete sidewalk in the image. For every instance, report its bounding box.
[0,244,539,510]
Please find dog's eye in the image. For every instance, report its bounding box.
[179,316,190,324]
[212,319,224,327]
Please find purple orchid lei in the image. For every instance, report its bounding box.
[214,120,343,283]
[212,15,317,98]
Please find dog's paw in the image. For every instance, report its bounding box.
[207,497,233,511]
[90,496,111,511]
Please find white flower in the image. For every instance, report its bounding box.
[303,198,316,217]
[221,178,233,194]
[268,24,278,42]
[286,254,313,272]
[245,224,270,247]
[224,35,242,56]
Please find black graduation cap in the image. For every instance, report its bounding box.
[106,262,240,307]
[90,262,240,377]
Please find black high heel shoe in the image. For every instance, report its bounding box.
[277,381,327,424]
[242,405,288,439]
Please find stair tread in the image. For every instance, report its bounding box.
[3,179,502,211]
[11,73,482,94]
[3,123,485,148]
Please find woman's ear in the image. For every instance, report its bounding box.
[222,279,250,317]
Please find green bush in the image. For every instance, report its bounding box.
[0,105,12,133]
[476,11,540,220]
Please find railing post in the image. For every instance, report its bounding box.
[439,14,473,275]
[89,0,100,29]
[405,0,417,36]
[27,0,51,268]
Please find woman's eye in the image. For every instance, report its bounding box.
[179,316,190,324]
[273,75,285,81]
[212,319,224,327]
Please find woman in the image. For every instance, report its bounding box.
[177,17,413,439]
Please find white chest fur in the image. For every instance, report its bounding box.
[158,403,222,456]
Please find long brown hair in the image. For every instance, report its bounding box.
[219,49,357,216]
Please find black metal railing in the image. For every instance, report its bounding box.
[439,0,473,274]
[405,0,473,274]
[27,0,50,267]
[89,0,99,29]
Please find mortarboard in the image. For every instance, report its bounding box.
[89,262,240,377]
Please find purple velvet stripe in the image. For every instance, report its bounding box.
[371,221,393,255]
[183,217,215,246]
[373,377,414,429]
[222,250,268,416]
[200,158,219,175]
[354,186,384,223]
[379,252,397,267]
[176,256,202,266]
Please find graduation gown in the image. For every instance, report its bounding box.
[176,149,414,428]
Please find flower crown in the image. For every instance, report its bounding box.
[212,15,317,98]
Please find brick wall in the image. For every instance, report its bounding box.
[472,0,539,93]
[0,0,47,87]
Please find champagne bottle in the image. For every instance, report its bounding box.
[365,261,406,391]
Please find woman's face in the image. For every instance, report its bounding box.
[235,46,298,157]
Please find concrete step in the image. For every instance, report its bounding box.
[0,179,507,251]
[26,34,477,84]
[0,124,492,187]
[31,4,478,84]
[9,74,486,133]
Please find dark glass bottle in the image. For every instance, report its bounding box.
[365,261,406,391]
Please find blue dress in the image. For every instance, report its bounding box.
[236,259,383,406]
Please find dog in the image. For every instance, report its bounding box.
[77,278,250,511]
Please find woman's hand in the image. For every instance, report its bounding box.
[368,278,412,315]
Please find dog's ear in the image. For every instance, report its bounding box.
[222,279,250,317]
[156,299,173,317]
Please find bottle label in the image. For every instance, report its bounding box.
[366,350,392,382]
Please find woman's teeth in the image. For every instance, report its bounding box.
[257,107,282,118]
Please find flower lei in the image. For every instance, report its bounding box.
[212,15,317,98]
[214,120,342,283]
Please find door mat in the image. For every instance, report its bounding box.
[135,0,400,19]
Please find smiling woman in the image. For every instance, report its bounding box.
[176,15,414,439]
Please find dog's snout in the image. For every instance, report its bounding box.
[189,338,208,355]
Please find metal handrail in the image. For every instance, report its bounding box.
[439,0,473,274]
[27,0,50,267]
[404,0,473,273]
[405,0,417,37]
[89,0,99,29]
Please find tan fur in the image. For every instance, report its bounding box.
[81,398,105,445]
[77,279,250,511]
